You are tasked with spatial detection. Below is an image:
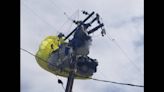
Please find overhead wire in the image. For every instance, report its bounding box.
[101,16,143,75]
[20,48,144,88]
[99,17,143,79]
[86,15,144,86]
[20,48,65,92]
[105,31,143,76]
[22,0,144,88]
[22,0,79,39]
[22,1,60,34]
[23,0,143,75]
[89,17,143,80]
[58,9,79,34]
[46,0,65,13]
[90,78,144,87]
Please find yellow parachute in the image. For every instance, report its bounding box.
[35,36,67,76]
[35,36,91,79]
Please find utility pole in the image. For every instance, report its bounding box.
[65,56,76,92]
[65,12,95,92]
[65,71,75,92]
[64,11,105,92]
[64,11,95,41]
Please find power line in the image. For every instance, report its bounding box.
[45,0,79,34]
[90,78,144,87]
[22,1,60,34]
[22,0,144,90]
[20,48,65,92]
[58,10,79,34]
[22,1,79,36]
[47,0,66,14]
[105,33,143,76]
[21,48,144,88]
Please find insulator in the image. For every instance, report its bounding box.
[82,10,89,15]
[97,20,101,24]
[101,28,106,36]
[73,20,76,23]
[96,13,100,19]
[73,20,78,25]
[58,33,65,38]
[96,13,101,24]
[58,79,63,85]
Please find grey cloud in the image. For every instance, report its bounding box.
[21,0,144,92]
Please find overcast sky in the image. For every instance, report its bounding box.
[21,0,144,92]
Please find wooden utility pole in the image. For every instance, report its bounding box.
[65,12,95,92]
[65,70,75,92]
[65,56,76,92]
[64,11,104,92]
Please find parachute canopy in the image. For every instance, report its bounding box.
[35,35,97,79]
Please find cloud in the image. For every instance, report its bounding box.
[21,0,144,92]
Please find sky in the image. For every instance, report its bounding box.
[21,0,144,92]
